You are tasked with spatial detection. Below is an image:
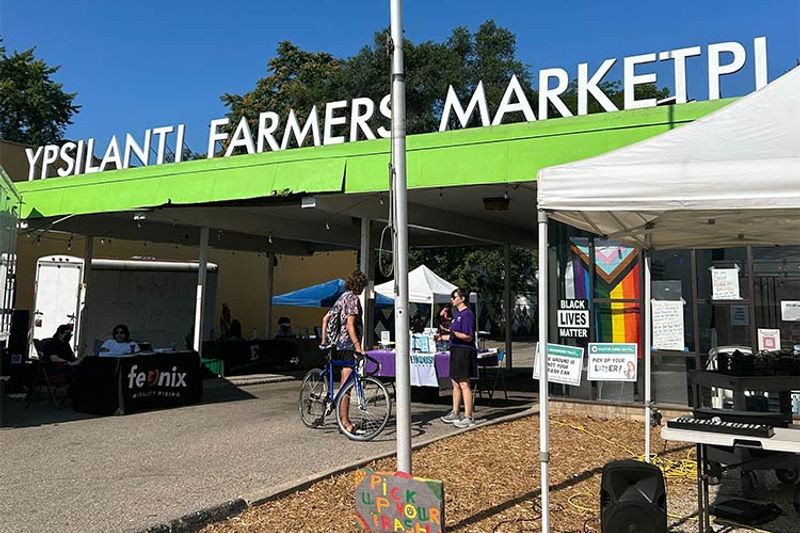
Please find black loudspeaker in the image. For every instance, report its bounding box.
[601,459,667,533]
[8,309,30,358]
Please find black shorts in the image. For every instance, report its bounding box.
[449,346,477,382]
[334,348,357,362]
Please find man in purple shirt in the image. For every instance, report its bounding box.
[437,287,477,428]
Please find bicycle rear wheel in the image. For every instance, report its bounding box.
[298,368,328,428]
[336,376,391,441]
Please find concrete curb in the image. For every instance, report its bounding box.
[225,374,298,387]
[138,405,538,532]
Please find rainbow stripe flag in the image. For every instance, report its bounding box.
[566,239,641,351]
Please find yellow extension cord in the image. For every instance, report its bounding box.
[551,420,774,533]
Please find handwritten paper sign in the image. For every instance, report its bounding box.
[781,301,800,322]
[354,469,444,533]
[652,299,684,351]
[587,343,638,381]
[711,267,741,300]
[533,343,584,387]
[757,328,781,351]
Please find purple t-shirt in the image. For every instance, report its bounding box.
[449,307,476,351]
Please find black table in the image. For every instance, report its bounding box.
[201,339,299,375]
[71,351,203,415]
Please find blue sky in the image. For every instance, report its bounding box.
[4,0,799,152]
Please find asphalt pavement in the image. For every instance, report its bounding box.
[1,356,535,533]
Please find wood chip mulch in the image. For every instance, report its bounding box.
[202,414,787,532]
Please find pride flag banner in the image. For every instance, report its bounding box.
[565,238,641,352]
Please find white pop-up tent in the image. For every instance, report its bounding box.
[375,264,457,304]
[374,264,477,327]
[534,66,800,532]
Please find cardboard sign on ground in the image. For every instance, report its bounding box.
[355,469,444,532]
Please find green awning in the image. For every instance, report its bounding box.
[16,99,731,219]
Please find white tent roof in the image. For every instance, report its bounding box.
[538,66,800,249]
[374,265,458,304]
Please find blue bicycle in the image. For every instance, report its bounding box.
[298,349,392,441]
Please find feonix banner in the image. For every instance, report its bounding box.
[26,37,769,180]
[119,351,202,413]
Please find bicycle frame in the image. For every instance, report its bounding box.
[323,357,361,408]
[320,351,380,410]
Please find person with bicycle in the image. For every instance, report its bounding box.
[438,287,478,428]
[321,269,368,436]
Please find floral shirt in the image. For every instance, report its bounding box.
[335,291,362,351]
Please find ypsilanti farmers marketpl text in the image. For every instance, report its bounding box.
[25,37,768,181]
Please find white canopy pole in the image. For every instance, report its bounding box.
[193,227,209,354]
[390,0,412,475]
[537,210,550,533]
[643,250,652,461]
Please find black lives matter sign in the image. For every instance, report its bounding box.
[558,299,589,339]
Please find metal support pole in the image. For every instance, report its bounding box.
[504,243,513,369]
[360,218,375,349]
[643,250,652,462]
[537,210,550,533]
[193,227,209,355]
[390,0,411,475]
[265,253,274,338]
[76,236,93,355]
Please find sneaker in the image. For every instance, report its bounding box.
[440,410,462,424]
[453,416,476,429]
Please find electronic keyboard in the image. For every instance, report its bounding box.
[667,416,774,438]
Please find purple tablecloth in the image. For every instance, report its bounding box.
[365,350,450,380]
[364,349,498,386]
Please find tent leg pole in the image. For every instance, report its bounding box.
[643,250,652,462]
[537,210,550,533]
[193,227,209,356]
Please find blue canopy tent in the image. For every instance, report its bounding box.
[272,278,394,308]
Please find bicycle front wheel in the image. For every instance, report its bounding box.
[336,376,391,441]
[298,368,328,428]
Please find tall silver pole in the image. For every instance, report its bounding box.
[390,0,411,475]
[643,250,652,462]
[193,227,209,355]
[537,210,550,533]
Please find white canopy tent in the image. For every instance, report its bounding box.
[375,265,459,305]
[374,264,477,327]
[535,66,800,532]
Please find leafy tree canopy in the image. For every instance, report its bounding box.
[223,21,669,312]
[0,42,80,145]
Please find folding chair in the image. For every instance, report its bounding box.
[474,349,508,405]
[25,340,71,408]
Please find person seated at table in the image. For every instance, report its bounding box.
[226,319,243,340]
[99,324,141,356]
[39,324,78,363]
[275,316,294,338]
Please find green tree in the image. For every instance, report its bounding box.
[0,43,80,145]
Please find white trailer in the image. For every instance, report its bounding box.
[32,256,218,355]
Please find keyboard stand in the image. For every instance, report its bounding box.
[661,423,800,533]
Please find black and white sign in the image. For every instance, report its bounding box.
[558,299,589,339]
